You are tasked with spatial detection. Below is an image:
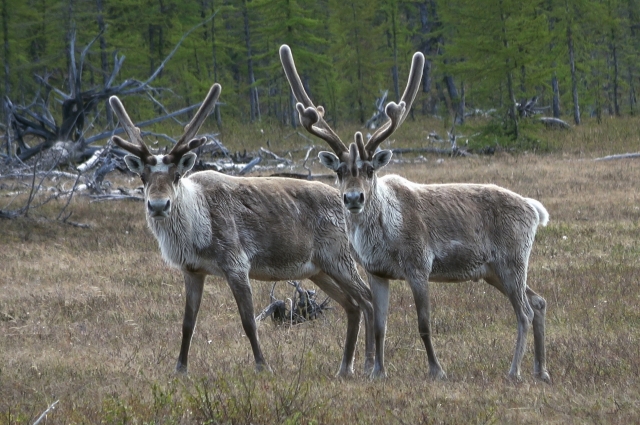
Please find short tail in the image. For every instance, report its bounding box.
[526,198,549,227]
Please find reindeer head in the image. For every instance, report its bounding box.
[280,45,424,215]
[109,83,221,219]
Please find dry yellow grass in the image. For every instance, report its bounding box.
[1,118,640,423]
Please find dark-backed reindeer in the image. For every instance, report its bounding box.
[109,83,376,377]
[280,45,551,383]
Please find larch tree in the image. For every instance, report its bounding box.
[438,0,553,137]
[250,0,327,126]
[328,0,387,124]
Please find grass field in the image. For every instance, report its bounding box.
[1,117,640,423]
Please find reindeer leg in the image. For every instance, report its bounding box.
[176,271,206,374]
[367,273,390,379]
[491,268,534,382]
[407,274,446,380]
[527,286,551,383]
[225,270,271,373]
[310,272,361,378]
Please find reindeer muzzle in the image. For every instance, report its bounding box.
[147,198,171,219]
[343,191,365,214]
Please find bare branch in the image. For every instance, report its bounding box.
[85,102,202,145]
[279,45,348,159]
[365,52,425,156]
[125,12,217,94]
[595,152,640,161]
[32,400,59,425]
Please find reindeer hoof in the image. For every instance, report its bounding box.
[507,372,524,383]
[364,359,375,376]
[336,370,355,379]
[175,363,188,375]
[369,367,387,380]
[255,363,273,374]
[535,370,552,384]
[429,366,447,381]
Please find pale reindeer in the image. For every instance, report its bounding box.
[108,83,376,377]
[280,44,551,383]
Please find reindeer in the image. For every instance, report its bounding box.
[108,83,376,377]
[280,44,551,383]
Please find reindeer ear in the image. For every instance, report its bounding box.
[318,151,341,171]
[371,149,392,170]
[123,155,144,174]
[187,137,207,150]
[177,152,197,174]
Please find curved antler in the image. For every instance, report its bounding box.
[165,83,222,163]
[279,45,349,161]
[363,52,425,159]
[109,95,156,164]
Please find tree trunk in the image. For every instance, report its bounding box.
[444,75,463,123]
[349,2,365,124]
[2,0,8,100]
[149,25,156,77]
[289,91,297,129]
[96,0,112,125]
[507,70,518,138]
[629,65,636,115]
[500,0,518,138]
[66,0,75,98]
[243,0,259,122]
[208,1,222,128]
[612,35,620,116]
[552,73,560,117]
[390,6,399,100]
[459,81,465,125]
[567,23,580,124]
[2,0,10,155]
[419,0,437,115]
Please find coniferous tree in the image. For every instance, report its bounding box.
[329,0,387,124]
[438,0,553,135]
[250,0,327,125]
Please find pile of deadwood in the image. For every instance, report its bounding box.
[255,281,332,325]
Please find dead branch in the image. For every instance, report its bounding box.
[89,194,144,202]
[259,147,292,165]
[0,170,79,180]
[84,102,205,145]
[595,152,640,161]
[32,400,59,425]
[255,281,331,325]
[238,157,262,176]
[538,117,571,129]
[365,90,389,130]
[4,13,219,165]
[127,12,217,95]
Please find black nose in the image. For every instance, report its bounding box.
[147,199,171,215]
[343,192,364,206]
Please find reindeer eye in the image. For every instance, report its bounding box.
[365,165,374,178]
[173,172,181,183]
[140,174,147,184]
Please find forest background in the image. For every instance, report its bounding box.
[2,0,639,147]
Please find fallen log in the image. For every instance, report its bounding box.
[595,152,640,161]
[538,117,570,129]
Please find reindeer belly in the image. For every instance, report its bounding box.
[249,261,319,281]
[247,242,319,281]
[429,247,490,283]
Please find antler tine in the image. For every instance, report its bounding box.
[168,83,222,159]
[279,44,348,160]
[109,95,154,161]
[364,52,425,157]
